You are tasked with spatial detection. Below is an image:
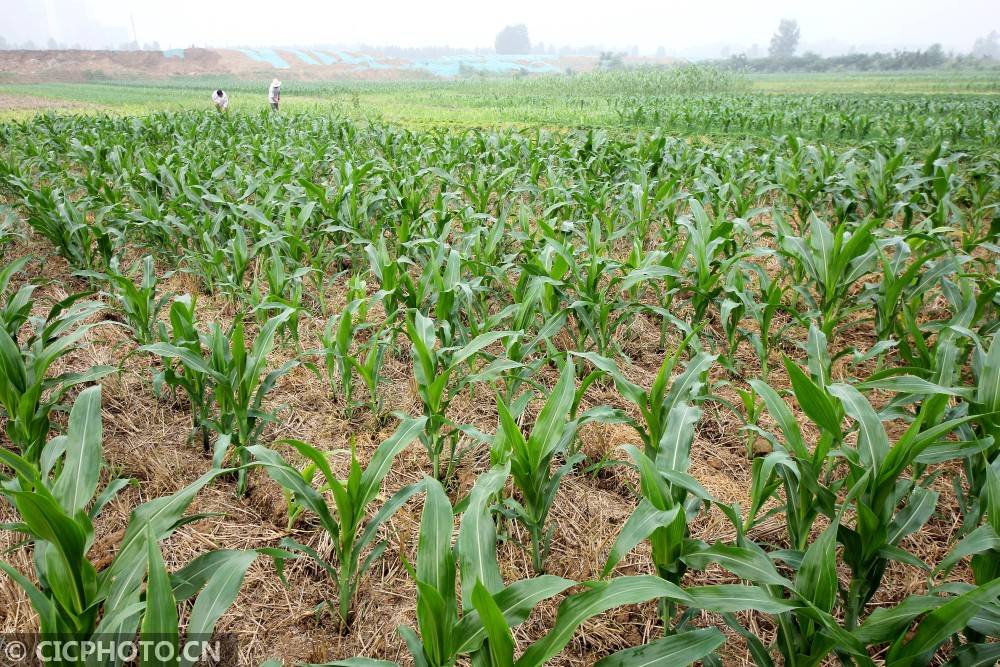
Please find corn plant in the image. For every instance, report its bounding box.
[316,299,388,418]
[778,213,880,336]
[827,387,981,629]
[744,358,843,549]
[0,386,264,667]
[575,346,716,462]
[81,255,173,346]
[678,199,750,324]
[248,415,426,630]
[10,180,116,272]
[250,243,310,346]
[143,309,297,495]
[0,254,34,340]
[953,330,1000,531]
[326,472,574,667]
[595,348,719,631]
[494,359,583,573]
[326,471,781,666]
[146,294,214,451]
[0,292,115,465]
[406,310,515,481]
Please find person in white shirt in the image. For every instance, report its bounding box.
[211,89,229,112]
[268,79,281,111]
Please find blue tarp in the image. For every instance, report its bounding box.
[289,49,320,65]
[236,48,290,69]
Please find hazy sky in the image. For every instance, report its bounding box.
[5,0,999,56]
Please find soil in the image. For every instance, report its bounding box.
[0,49,669,83]
[0,94,85,111]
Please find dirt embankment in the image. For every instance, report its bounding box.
[0,48,659,83]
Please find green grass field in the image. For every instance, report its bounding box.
[3,69,998,139]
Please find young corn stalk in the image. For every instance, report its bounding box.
[777,213,880,337]
[143,308,297,495]
[325,470,769,667]
[0,292,115,466]
[146,294,214,451]
[315,296,388,419]
[0,386,267,667]
[406,310,515,481]
[82,255,173,346]
[494,358,583,573]
[248,415,426,631]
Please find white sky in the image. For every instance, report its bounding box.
[6,0,1000,56]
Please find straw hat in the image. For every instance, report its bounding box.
[271,78,281,87]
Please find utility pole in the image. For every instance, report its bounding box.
[130,12,138,48]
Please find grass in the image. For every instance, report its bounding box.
[2,69,998,132]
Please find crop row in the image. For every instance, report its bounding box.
[0,110,998,666]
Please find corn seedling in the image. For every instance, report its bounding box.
[0,386,265,667]
[0,292,115,465]
[249,415,426,630]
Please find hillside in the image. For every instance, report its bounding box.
[0,48,640,82]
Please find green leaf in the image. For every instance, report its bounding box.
[794,520,838,614]
[453,575,575,654]
[140,524,179,667]
[784,357,841,438]
[51,385,103,516]
[656,402,701,473]
[359,415,427,506]
[853,595,944,645]
[748,380,808,458]
[887,578,1000,666]
[937,525,1000,575]
[181,550,257,667]
[888,486,938,546]
[527,358,576,464]
[828,383,888,472]
[685,585,799,614]
[417,476,455,605]
[516,576,691,667]
[683,543,792,588]
[603,501,680,578]
[470,581,515,667]
[458,464,509,607]
[943,642,1000,667]
[594,628,725,667]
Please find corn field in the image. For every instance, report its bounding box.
[0,103,998,666]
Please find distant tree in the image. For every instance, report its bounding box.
[925,43,945,66]
[972,30,1000,59]
[655,45,666,58]
[0,35,7,50]
[598,51,625,70]
[495,24,530,55]
[23,40,36,50]
[47,38,58,50]
[768,19,800,58]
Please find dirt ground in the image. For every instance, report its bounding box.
[0,49,670,83]
[0,93,87,112]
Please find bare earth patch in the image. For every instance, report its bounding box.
[0,94,84,112]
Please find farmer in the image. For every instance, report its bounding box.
[211,88,229,112]
[268,78,281,111]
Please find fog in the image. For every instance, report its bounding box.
[2,0,998,57]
